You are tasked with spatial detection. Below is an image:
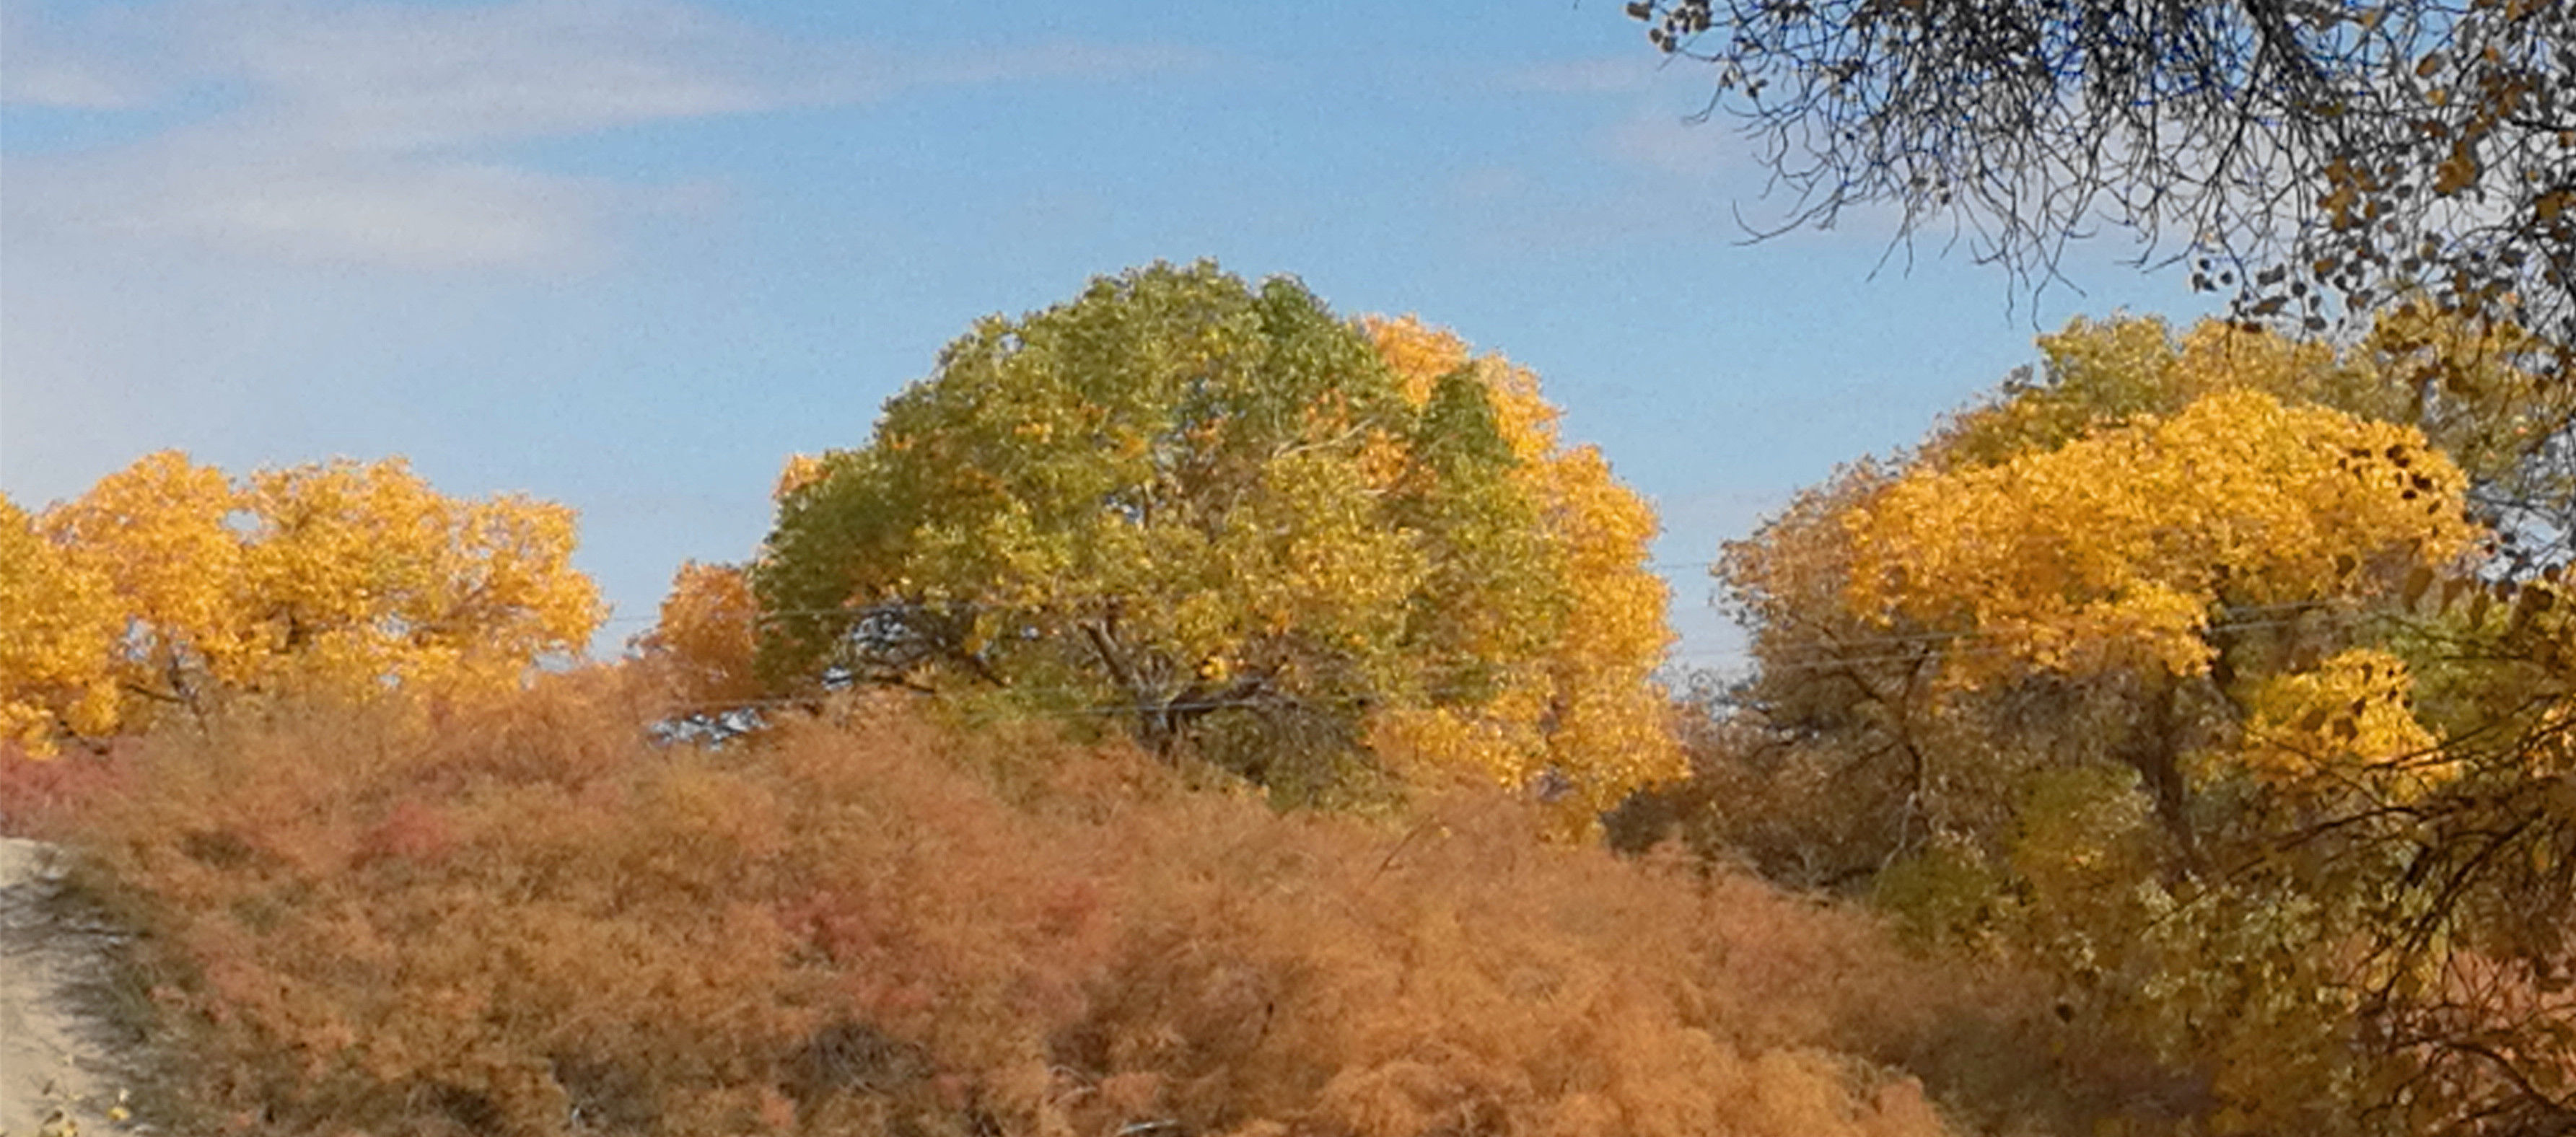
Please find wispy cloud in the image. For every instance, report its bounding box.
[1603,113,1748,183]
[0,1,172,107]
[1499,56,1662,95]
[1460,48,1916,247]
[908,40,1216,89]
[2,0,1207,271]
[18,141,633,269]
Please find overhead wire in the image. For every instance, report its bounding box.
[609,521,2448,724]
[648,607,2388,724]
[595,561,1735,626]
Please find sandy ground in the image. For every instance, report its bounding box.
[0,838,135,1137]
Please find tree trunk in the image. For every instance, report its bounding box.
[2122,668,2202,876]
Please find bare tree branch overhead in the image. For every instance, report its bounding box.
[1629,0,2575,367]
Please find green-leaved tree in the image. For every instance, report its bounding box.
[745,263,1679,819]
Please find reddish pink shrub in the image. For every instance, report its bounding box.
[0,739,133,837]
[45,672,2087,1137]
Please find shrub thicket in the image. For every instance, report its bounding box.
[0,675,2152,1137]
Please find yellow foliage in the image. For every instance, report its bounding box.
[0,499,123,754]
[1935,315,2414,470]
[43,451,256,688]
[1844,390,2480,687]
[2243,648,2452,797]
[1,451,603,750]
[2360,300,2576,502]
[1363,317,1681,818]
[229,457,602,698]
[773,453,828,502]
[637,561,765,708]
[1364,315,1560,462]
[1712,311,2575,1133]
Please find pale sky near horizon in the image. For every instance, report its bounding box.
[1,0,2210,672]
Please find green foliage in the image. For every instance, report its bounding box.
[750,262,1670,815]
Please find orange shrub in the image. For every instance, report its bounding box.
[28,673,2109,1137]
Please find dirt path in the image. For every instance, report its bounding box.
[0,838,136,1137]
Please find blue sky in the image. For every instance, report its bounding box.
[0,0,2207,670]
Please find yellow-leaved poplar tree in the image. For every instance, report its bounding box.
[1839,388,2477,845]
[636,560,764,709]
[1847,388,2480,686]
[1697,313,2575,1133]
[228,457,600,695]
[1359,317,1679,816]
[0,499,123,753]
[40,451,256,697]
[3,451,603,752]
[1934,307,2572,571]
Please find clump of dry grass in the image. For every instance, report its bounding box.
[1,672,2100,1137]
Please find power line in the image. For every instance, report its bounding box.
[598,563,1731,626]
[617,594,2365,659]
[647,608,2381,724]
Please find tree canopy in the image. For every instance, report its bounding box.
[1628,0,2576,375]
[1,452,603,753]
[1673,313,2576,1132]
[731,262,1678,819]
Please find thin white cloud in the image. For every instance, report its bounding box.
[2,0,1206,272]
[1501,56,1660,95]
[186,0,841,150]
[1603,113,1748,182]
[1603,111,1923,243]
[0,1,173,107]
[911,40,1217,88]
[25,145,614,270]
[0,48,160,108]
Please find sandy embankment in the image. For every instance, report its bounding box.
[0,838,137,1136]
